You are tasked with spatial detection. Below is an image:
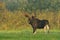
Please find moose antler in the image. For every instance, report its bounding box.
[24,14,29,17]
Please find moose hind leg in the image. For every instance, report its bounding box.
[44,25,49,33]
[46,25,49,33]
[44,26,47,33]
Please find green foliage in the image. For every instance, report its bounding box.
[3,0,60,12]
[5,0,21,11]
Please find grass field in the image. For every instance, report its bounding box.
[0,30,60,40]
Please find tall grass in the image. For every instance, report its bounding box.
[0,10,60,30]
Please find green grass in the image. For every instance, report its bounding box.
[0,30,60,40]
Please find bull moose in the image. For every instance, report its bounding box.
[25,14,50,34]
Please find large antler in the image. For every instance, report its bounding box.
[24,13,32,19]
[24,14,29,18]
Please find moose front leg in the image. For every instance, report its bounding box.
[33,27,36,35]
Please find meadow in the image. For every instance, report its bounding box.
[0,0,60,40]
[0,30,60,40]
[0,11,60,40]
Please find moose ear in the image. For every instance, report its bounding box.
[32,15,35,18]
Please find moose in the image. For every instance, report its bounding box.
[25,14,50,34]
